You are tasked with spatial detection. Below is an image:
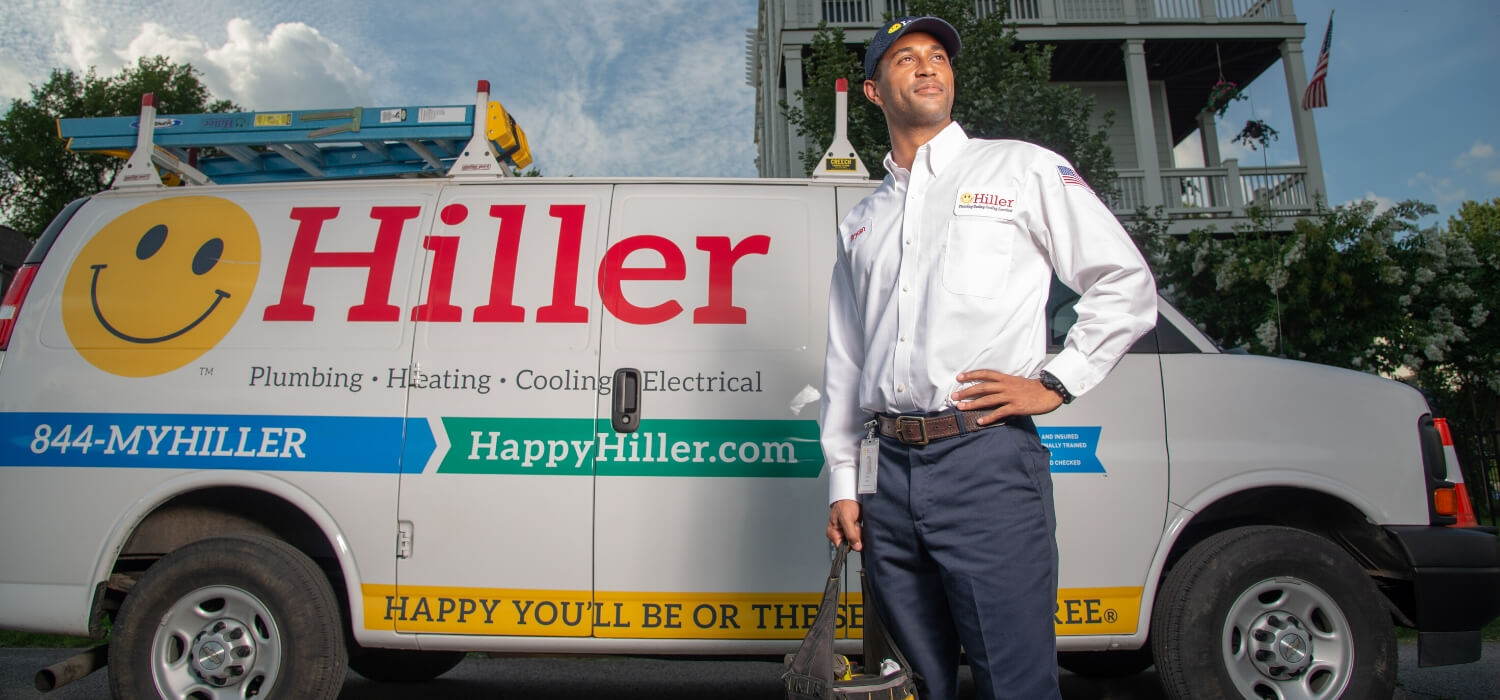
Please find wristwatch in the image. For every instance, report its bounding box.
[1038,370,1074,404]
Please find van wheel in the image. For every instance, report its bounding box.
[1151,526,1395,700]
[348,648,466,682]
[1057,647,1153,678]
[108,534,347,700]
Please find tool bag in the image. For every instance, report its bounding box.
[783,542,918,700]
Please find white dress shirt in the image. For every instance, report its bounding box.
[821,122,1157,504]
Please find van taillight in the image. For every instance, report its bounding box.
[1433,417,1480,528]
[0,263,40,350]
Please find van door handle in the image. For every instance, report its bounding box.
[612,367,641,433]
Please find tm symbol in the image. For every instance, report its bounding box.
[199,367,214,376]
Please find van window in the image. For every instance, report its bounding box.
[1045,276,1195,355]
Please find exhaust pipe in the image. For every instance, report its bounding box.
[34,644,108,692]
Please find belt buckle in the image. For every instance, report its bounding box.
[895,416,929,446]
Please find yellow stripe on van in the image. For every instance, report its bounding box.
[363,585,1142,638]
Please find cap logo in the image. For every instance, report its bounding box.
[887,22,904,34]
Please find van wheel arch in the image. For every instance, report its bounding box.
[1157,486,1416,632]
[106,487,349,634]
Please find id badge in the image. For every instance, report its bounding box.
[857,437,880,494]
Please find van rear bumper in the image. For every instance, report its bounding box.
[1384,525,1500,666]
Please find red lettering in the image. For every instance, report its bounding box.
[263,206,415,322]
[693,235,769,324]
[536,204,588,323]
[599,235,685,325]
[411,235,461,321]
[473,205,526,322]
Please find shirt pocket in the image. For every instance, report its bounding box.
[941,217,1014,298]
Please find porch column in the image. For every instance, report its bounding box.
[1123,40,1164,209]
[783,46,807,177]
[1198,110,1221,166]
[1281,38,1328,205]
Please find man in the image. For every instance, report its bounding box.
[819,16,1157,700]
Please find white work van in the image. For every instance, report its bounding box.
[2,92,1497,699]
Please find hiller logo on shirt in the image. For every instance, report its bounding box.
[956,191,1016,216]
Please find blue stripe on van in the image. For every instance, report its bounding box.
[0,412,435,473]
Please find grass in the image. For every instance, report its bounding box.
[0,629,99,648]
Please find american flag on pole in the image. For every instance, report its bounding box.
[1301,11,1333,110]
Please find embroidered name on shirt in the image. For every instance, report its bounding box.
[955,191,1016,216]
[847,220,871,246]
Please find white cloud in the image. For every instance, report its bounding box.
[53,0,122,74]
[1344,192,1397,215]
[198,20,368,109]
[0,62,32,104]
[23,0,370,111]
[1455,140,1495,166]
[1409,171,1467,204]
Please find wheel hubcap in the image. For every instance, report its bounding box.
[150,585,281,699]
[188,618,258,687]
[1222,576,1353,700]
[1248,612,1313,679]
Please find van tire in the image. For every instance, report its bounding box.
[108,534,347,700]
[348,648,466,682]
[1056,647,1153,678]
[1151,526,1395,700]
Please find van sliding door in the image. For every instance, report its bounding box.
[392,183,612,639]
[592,184,840,646]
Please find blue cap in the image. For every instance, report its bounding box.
[864,16,962,80]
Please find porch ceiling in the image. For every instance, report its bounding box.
[1041,39,1285,144]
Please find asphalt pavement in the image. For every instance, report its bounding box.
[1,642,1496,699]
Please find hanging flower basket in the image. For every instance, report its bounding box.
[1232,119,1280,151]
[1206,80,1244,117]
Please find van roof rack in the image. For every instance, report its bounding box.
[58,80,532,189]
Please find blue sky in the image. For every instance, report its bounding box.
[2,0,1496,225]
[1184,0,1500,224]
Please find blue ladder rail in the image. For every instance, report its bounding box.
[58,100,530,184]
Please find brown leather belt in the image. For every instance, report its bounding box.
[876,410,1001,446]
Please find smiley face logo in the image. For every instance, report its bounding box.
[960,192,975,204]
[62,197,260,377]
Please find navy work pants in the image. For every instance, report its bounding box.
[860,414,1061,700]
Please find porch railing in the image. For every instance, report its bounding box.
[1109,161,1311,221]
[822,0,1285,25]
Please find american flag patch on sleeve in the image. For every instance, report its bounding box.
[1057,165,1093,192]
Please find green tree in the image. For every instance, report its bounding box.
[1138,200,1437,369]
[1403,199,1500,492]
[0,56,236,239]
[782,0,1116,196]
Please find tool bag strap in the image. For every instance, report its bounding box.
[783,543,917,699]
[784,543,849,698]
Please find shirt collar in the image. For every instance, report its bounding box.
[882,121,969,182]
